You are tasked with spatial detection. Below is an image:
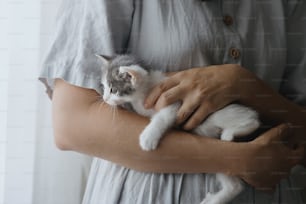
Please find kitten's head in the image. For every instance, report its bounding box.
[96,54,149,106]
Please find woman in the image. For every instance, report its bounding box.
[39,0,306,203]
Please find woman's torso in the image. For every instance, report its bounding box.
[83,1,304,203]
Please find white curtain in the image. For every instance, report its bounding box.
[0,1,92,204]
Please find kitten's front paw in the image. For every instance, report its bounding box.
[139,131,159,151]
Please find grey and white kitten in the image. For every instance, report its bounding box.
[97,54,260,204]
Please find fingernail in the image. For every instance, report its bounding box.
[282,123,291,132]
[144,103,148,109]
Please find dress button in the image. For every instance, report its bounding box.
[229,48,240,59]
[223,15,233,26]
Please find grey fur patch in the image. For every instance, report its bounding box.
[105,55,145,96]
[107,68,135,96]
[110,55,149,72]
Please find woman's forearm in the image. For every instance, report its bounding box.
[52,79,249,174]
[51,79,304,189]
[239,70,306,125]
[238,69,306,153]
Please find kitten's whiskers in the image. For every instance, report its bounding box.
[111,105,118,124]
[97,99,106,115]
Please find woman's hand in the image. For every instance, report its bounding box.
[145,64,250,130]
[239,124,304,191]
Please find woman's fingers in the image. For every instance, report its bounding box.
[144,77,179,108]
[182,103,213,130]
[289,144,304,166]
[242,123,305,189]
[154,86,184,110]
[175,97,201,125]
[263,124,304,164]
[256,123,304,164]
[273,123,291,141]
[255,123,289,144]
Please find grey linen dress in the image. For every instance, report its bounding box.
[39,0,306,203]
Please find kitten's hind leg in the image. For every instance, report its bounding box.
[139,103,179,151]
[221,119,260,141]
[200,174,243,204]
[220,129,235,141]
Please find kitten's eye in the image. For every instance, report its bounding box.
[110,87,117,94]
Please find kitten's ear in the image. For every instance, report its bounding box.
[119,65,148,85]
[95,54,112,66]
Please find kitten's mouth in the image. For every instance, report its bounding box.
[105,100,124,107]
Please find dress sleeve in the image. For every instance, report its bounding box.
[39,0,135,98]
[280,0,306,106]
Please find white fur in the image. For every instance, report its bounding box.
[192,103,260,204]
[139,102,180,150]
[101,64,260,204]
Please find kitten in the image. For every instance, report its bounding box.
[97,54,260,204]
